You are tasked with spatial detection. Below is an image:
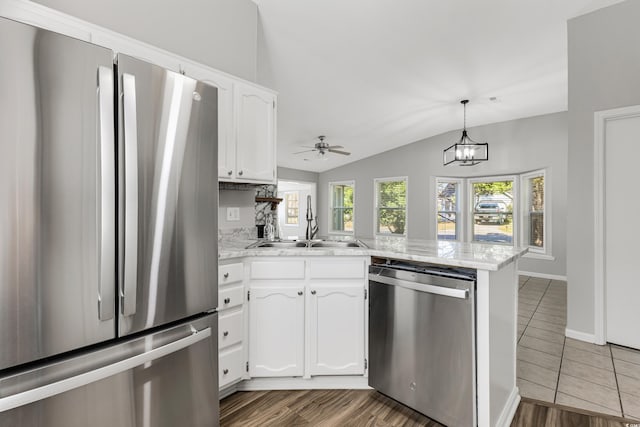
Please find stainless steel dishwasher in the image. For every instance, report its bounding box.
[368,259,476,427]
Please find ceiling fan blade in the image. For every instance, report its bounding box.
[328,148,351,156]
[327,145,344,149]
[293,148,316,154]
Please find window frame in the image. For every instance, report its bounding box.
[328,180,356,235]
[467,175,518,246]
[434,177,464,241]
[520,169,552,258]
[283,191,300,226]
[374,176,408,238]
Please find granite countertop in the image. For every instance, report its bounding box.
[219,236,527,271]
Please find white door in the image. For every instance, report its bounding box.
[308,285,365,375]
[605,110,640,350]
[277,180,317,240]
[249,286,304,377]
[234,84,276,182]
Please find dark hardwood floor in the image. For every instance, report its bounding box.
[220,389,636,427]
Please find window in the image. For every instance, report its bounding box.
[375,177,407,236]
[329,181,355,234]
[284,191,299,225]
[521,170,546,253]
[470,178,515,244]
[436,179,460,240]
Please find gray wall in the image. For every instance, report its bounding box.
[32,0,258,81]
[318,112,568,277]
[278,166,319,184]
[566,0,640,336]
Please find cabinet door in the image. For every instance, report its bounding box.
[234,83,276,183]
[309,285,365,376]
[249,286,304,377]
[200,74,234,180]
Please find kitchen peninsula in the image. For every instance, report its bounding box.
[219,237,527,427]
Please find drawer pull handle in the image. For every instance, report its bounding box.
[227,170,232,176]
[223,331,229,337]
[223,369,229,375]
[311,290,316,295]
[223,273,229,279]
[238,170,243,176]
[297,291,303,296]
[224,297,231,304]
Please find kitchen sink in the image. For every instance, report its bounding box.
[246,240,308,248]
[245,239,367,249]
[309,240,367,248]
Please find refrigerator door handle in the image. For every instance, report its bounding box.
[97,66,116,321]
[121,72,139,317]
[0,327,211,413]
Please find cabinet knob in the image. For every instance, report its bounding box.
[223,331,229,337]
[224,297,231,304]
[238,170,243,176]
[223,272,229,279]
[223,369,229,375]
[297,291,303,296]
[311,290,316,295]
[227,170,233,176]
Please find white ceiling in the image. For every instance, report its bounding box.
[255,0,625,173]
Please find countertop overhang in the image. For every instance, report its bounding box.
[219,237,528,271]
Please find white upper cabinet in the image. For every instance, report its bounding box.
[232,83,277,183]
[200,74,234,181]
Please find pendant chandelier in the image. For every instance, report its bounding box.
[443,99,488,166]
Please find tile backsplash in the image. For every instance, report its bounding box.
[218,182,279,240]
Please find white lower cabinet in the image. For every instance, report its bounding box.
[248,286,305,377]
[218,261,247,391]
[308,285,365,375]
[247,256,368,379]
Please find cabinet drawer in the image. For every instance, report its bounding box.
[219,347,244,389]
[219,285,244,310]
[219,262,244,285]
[219,309,243,350]
[309,258,365,279]
[250,260,305,279]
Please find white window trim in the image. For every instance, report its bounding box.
[434,177,464,241]
[467,175,518,246]
[328,180,355,235]
[374,176,408,238]
[520,168,553,258]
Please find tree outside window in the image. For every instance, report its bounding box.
[329,182,354,234]
[375,178,407,236]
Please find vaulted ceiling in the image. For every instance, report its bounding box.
[254,0,625,172]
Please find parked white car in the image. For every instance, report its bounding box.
[474,201,508,224]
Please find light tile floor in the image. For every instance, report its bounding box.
[516,275,640,420]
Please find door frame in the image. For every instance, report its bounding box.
[593,104,640,345]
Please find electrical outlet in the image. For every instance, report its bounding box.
[226,207,240,221]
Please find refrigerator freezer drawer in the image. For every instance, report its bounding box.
[0,314,219,427]
[219,346,244,389]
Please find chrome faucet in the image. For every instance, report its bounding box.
[306,194,318,240]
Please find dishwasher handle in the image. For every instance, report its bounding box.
[369,273,469,299]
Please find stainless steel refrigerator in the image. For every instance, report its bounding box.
[0,16,219,426]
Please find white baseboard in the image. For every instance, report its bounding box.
[565,328,597,343]
[496,387,521,427]
[237,376,370,391]
[219,383,240,399]
[518,270,567,281]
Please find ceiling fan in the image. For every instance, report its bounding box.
[294,136,351,159]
